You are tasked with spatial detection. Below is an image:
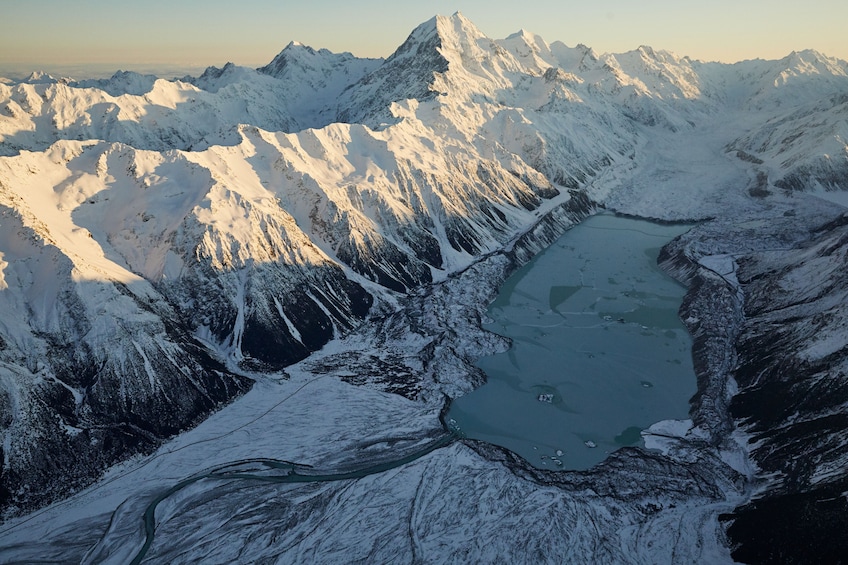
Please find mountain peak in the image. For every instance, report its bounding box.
[781,49,847,73]
[73,69,159,96]
[499,28,554,72]
[402,12,488,56]
[508,28,539,41]
[767,48,848,86]
[280,40,323,56]
[24,70,61,84]
[504,28,549,50]
[637,45,656,57]
[430,11,474,28]
[195,61,237,81]
[259,42,358,80]
[434,11,487,45]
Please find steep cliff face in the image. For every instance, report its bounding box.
[0,202,252,513]
[658,199,848,563]
[723,212,848,563]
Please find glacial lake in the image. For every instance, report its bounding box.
[447,213,696,470]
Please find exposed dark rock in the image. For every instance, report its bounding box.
[723,478,848,564]
[674,210,848,562]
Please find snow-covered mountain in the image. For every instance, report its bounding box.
[1,11,847,563]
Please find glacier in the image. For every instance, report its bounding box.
[0,11,847,563]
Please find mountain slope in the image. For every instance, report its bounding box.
[0,184,252,511]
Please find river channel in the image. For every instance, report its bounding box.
[447,213,696,470]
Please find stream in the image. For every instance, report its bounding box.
[130,433,456,563]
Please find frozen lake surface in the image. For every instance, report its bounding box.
[448,213,696,470]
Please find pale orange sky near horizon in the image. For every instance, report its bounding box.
[1,0,845,77]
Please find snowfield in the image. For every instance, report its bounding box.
[1,12,847,563]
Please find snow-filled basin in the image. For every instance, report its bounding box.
[447,213,696,470]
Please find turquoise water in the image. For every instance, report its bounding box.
[447,213,695,470]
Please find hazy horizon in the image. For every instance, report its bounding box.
[1,1,846,80]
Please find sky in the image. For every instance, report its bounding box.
[1,0,846,78]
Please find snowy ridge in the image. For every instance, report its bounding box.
[728,92,848,192]
[0,11,848,563]
[742,50,848,109]
[257,43,382,128]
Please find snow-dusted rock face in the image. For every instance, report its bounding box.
[0,197,252,513]
[657,200,848,562]
[257,43,383,129]
[1,10,848,562]
[723,212,848,562]
[728,92,848,192]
